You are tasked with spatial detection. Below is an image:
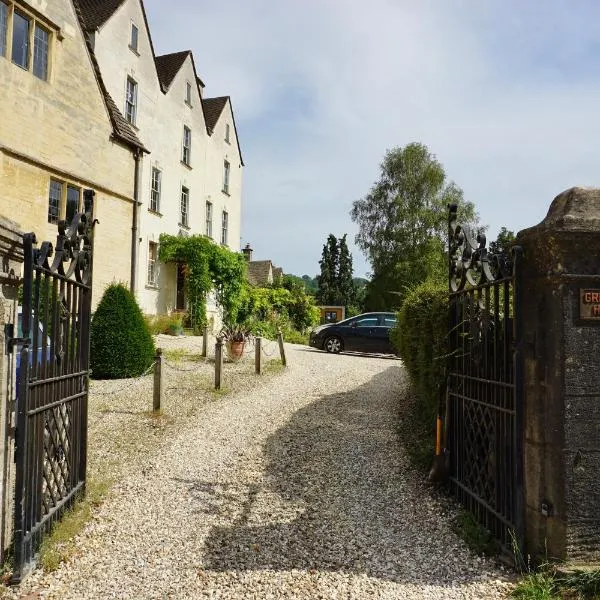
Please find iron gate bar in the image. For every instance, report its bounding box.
[446,203,524,553]
[12,191,95,582]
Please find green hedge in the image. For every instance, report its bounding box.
[391,280,447,425]
[91,284,155,379]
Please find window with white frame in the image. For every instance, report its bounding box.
[225,123,230,143]
[147,241,158,285]
[1,5,54,81]
[150,167,161,213]
[130,23,138,52]
[33,23,49,79]
[0,2,8,57]
[185,81,192,105]
[222,160,230,195]
[205,201,212,238]
[47,179,62,224]
[182,126,191,165]
[125,76,137,125]
[180,186,189,227]
[221,210,228,246]
[12,10,29,69]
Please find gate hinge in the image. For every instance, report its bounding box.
[4,324,30,353]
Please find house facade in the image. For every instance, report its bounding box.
[0,0,144,307]
[78,0,244,317]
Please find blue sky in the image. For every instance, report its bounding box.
[145,0,600,279]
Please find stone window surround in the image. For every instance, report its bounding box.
[0,0,59,81]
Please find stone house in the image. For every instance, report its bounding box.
[76,0,244,318]
[0,0,145,308]
[242,244,283,287]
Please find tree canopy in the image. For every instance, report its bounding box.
[316,234,356,311]
[351,142,476,310]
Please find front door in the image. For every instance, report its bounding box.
[176,263,185,310]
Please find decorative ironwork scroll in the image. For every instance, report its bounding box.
[13,190,95,582]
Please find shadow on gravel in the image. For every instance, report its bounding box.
[195,366,484,587]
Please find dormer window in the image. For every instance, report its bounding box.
[185,81,192,106]
[225,123,230,144]
[130,23,138,53]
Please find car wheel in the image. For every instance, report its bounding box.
[324,335,343,354]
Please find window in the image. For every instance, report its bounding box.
[125,77,137,125]
[205,201,212,238]
[185,81,192,105]
[355,316,378,328]
[383,315,397,327]
[65,185,80,223]
[12,10,29,69]
[225,123,230,143]
[221,210,228,245]
[130,23,138,52]
[222,160,230,195]
[180,186,189,227]
[0,2,8,57]
[47,180,62,224]
[150,168,161,213]
[147,241,157,285]
[182,126,191,165]
[33,24,49,80]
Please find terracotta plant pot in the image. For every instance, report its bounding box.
[227,341,245,359]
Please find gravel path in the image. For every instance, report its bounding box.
[12,342,514,599]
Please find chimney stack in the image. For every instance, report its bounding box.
[242,243,253,262]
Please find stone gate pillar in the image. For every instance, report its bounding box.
[0,216,23,562]
[517,187,600,564]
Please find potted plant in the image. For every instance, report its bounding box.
[219,323,252,359]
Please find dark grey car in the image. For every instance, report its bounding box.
[309,312,397,354]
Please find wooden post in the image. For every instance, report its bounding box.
[215,338,223,390]
[277,330,287,367]
[255,336,262,374]
[153,347,163,412]
[202,325,208,358]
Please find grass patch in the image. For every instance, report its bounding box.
[559,569,600,599]
[262,359,285,375]
[163,349,187,362]
[39,478,111,572]
[453,511,501,556]
[511,570,558,600]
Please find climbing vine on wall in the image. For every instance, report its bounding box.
[158,234,246,331]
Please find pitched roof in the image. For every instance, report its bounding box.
[72,0,146,152]
[246,260,273,287]
[76,0,126,30]
[272,267,283,281]
[202,96,245,166]
[155,51,191,91]
[202,97,228,134]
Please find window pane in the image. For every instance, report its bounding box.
[356,317,378,327]
[125,77,137,125]
[150,168,161,212]
[223,160,230,194]
[221,211,228,245]
[0,2,8,58]
[33,25,49,80]
[12,11,29,69]
[130,23,138,51]
[147,241,157,284]
[182,127,191,164]
[205,201,212,237]
[66,186,80,223]
[186,82,191,104]
[225,124,230,142]
[180,187,189,226]
[48,180,61,224]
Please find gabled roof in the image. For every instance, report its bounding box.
[72,0,146,152]
[202,96,245,166]
[155,51,191,91]
[247,260,273,287]
[272,267,283,281]
[76,0,126,30]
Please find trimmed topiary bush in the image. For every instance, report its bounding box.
[391,279,447,425]
[91,283,155,379]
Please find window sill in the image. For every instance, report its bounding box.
[181,161,192,170]
[225,139,231,145]
[221,189,230,196]
[145,283,159,290]
[148,208,163,217]
[179,223,190,230]
[129,46,140,56]
[185,101,193,108]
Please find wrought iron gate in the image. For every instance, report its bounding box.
[12,191,95,580]
[447,204,524,550]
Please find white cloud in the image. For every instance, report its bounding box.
[145,0,600,277]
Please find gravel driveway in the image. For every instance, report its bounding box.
[13,342,513,599]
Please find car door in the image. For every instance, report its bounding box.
[370,313,397,353]
[348,315,380,352]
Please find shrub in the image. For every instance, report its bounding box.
[145,312,185,335]
[91,284,155,379]
[391,280,447,425]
